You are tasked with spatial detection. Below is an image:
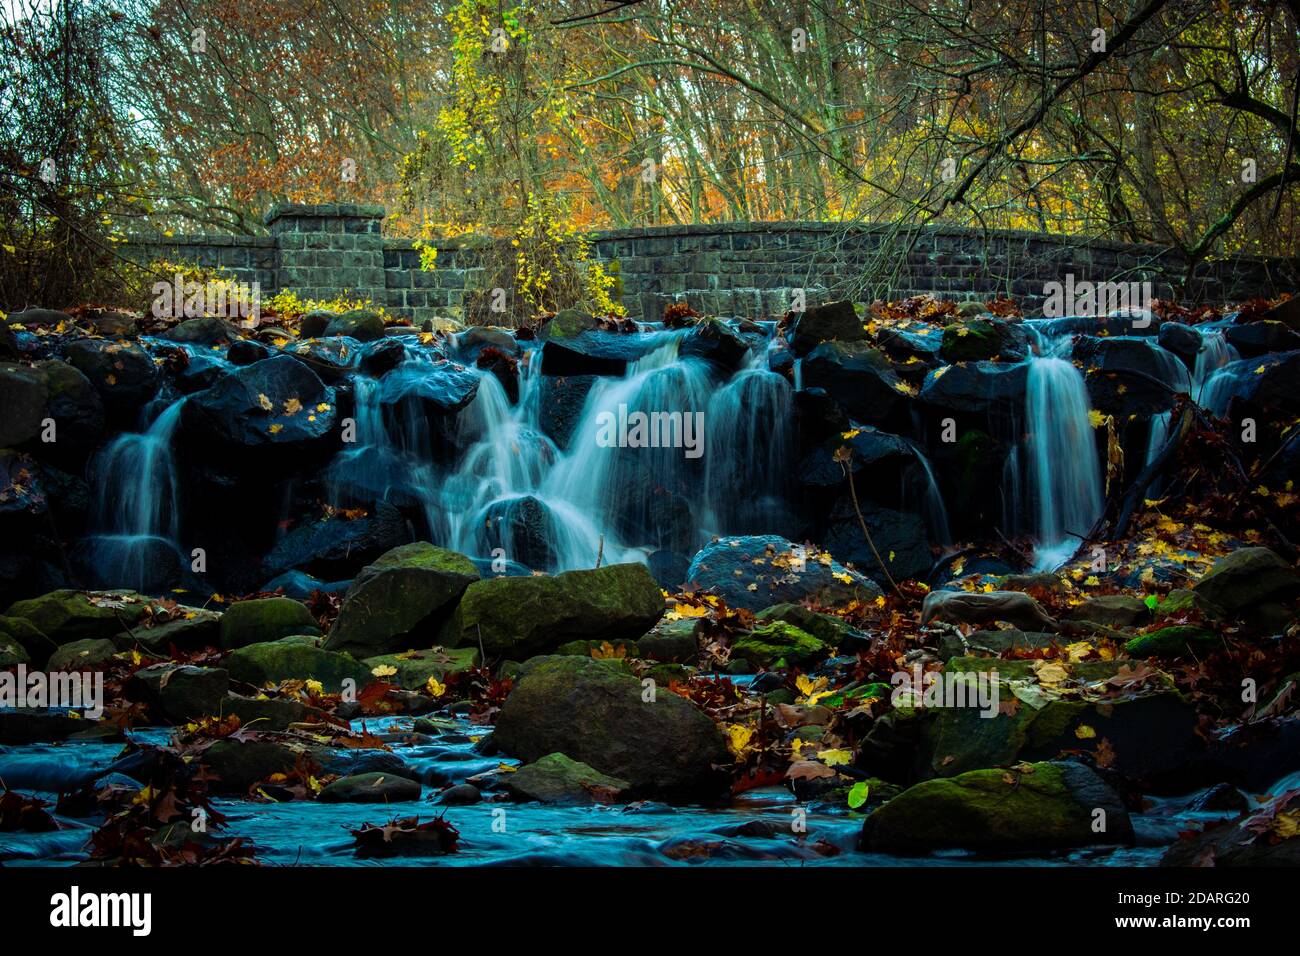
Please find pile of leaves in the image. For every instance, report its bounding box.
[350,815,460,858]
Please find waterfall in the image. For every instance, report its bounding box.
[906,442,952,547]
[1022,328,1103,570]
[1194,328,1244,416]
[85,398,186,591]
[704,343,795,535]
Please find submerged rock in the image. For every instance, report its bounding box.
[492,655,730,800]
[323,543,480,657]
[505,752,632,804]
[861,760,1132,854]
[441,562,664,659]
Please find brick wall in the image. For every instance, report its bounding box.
[124,205,1300,326]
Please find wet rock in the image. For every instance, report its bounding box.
[789,301,868,357]
[680,318,749,370]
[0,362,47,447]
[822,500,934,585]
[505,752,632,804]
[493,655,730,800]
[755,604,850,648]
[919,360,1028,417]
[0,631,28,666]
[311,749,416,781]
[181,353,340,478]
[361,647,477,690]
[1157,321,1203,368]
[0,708,87,744]
[200,738,300,792]
[861,760,1132,854]
[323,309,385,342]
[224,639,370,692]
[219,597,321,650]
[646,548,692,592]
[318,771,421,803]
[359,338,407,376]
[1224,320,1300,357]
[323,543,480,657]
[442,561,664,659]
[34,360,104,464]
[261,502,412,581]
[1183,783,1249,814]
[800,341,908,426]
[637,620,700,663]
[298,311,335,339]
[1075,336,1184,418]
[46,638,118,671]
[4,589,147,644]
[731,621,830,669]
[685,535,880,611]
[939,317,1027,363]
[63,339,159,423]
[226,339,269,366]
[125,663,230,721]
[162,317,244,346]
[9,308,72,327]
[114,608,221,654]
[543,309,602,340]
[220,694,327,730]
[374,358,479,416]
[538,373,596,449]
[935,628,1058,662]
[480,495,558,570]
[433,783,481,805]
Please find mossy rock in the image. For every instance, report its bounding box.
[505,752,631,804]
[114,608,222,653]
[1125,625,1219,658]
[1193,547,1300,615]
[200,738,301,793]
[441,562,664,659]
[554,638,641,658]
[636,619,699,663]
[544,309,600,340]
[323,309,385,342]
[919,657,1202,789]
[219,597,320,650]
[936,628,1059,662]
[0,634,29,667]
[1153,588,1224,622]
[4,590,147,645]
[362,647,478,691]
[46,638,119,671]
[861,761,1132,853]
[1067,594,1151,628]
[323,543,479,657]
[730,621,829,668]
[219,694,325,731]
[756,603,849,647]
[492,655,729,799]
[941,319,1002,362]
[125,664,230,722]
[0,615,55,666]
[225,640,370,693]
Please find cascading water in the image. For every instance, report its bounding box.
[1022,327,1104,570]
[1194,328,1245,416]
[84,398,186,591]
[905,441,953,547]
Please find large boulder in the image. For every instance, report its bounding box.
[788,301,867,357]
[46,638,118,671]
[180,355,340,478]
[679,318,749,370]
[162,317,243,346]
[730,621,829,669]
[492,655,730,800]
[0,362,47,447]
[822,501,934,585]
[505,752,632,804]
[1075,336,1185,418]
[125,663,230,722]
[323,543,480,657]
[3,589,147,644]
[63,339,160,423]
[361,647,477,690]
[538,374,596,450]
[323,309,385,342]
[919,360,1028,417]
[861,761,1132,854]
[224,639,370,692]
[441,562,664,659]
[1192,547,1299,621]
[218,597,321,650]
[685,535,881,611]
[1224,320,1300,357]
[35,360,105,465]
[800,341,908,426]
[0,615,56,667]
[200,739,300,793]
[939,318,1027,363]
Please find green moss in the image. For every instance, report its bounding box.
[755,603,848,646]
[366,542,479,577]
[362,647,478,690]
[1125,625,1219,657]
[219,597,321,650]
[941,319,1000,362]
[225,640,370,692]
[730,621,829,668]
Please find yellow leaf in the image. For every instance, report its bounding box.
[817,748,851,766]
[371,664,397,677]
[305,679,324,695]
[283,397,302,415]
[725,723,754,756]
[268,423,283,434]
[257,393,273,411]
[426,676,446,698]
[1075,724,1097,739]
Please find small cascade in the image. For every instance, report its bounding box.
[1194,328,1245,416]
[704,342,795,535]
[1022,327,1104,570]
[85,398,186,590]
[905,441,953,547]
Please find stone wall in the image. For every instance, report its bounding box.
[124,205,1300,326]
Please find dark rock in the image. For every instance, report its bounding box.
[505,752,632,803]
[125,663,230,721]
[227,340,269,365]
[936,628,1059,662]
[63,339,159,423]
[163,317,243,346]
[323,543,479,657]
[1183,783,1249,814]
[4,589,147,644]
[919,360,1028,416]
[433,783,481,805]
[359,338,408,376]
[262,502,412,581]
[800,341,908,426]
[1161,790,1300,866]
[680,318,749,370]
[46,638,118,671]
[200,739,300,792]
[0,362,48,447]
[789,301,867,357]
[324,309,385,342]
[1064,594,1151,628]
[34,360,104,463]
[224,639,370,693]
[1224,320,1300,357]
[318,771,421,803]
[1075,336,1185,417]
[492,655,730,800]
[822,500,934,584]
[538,373,596,450]
[685,535,881,611]
[1193,547,1299,618]
[1157,322,1203,368]
[939,318,1027,363]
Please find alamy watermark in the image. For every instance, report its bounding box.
[1042,274,1153,323]
[594,404,705,459]
[0,665,104,719]
[890,664,1000,718]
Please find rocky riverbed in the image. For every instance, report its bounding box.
[2,296,1299,865]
